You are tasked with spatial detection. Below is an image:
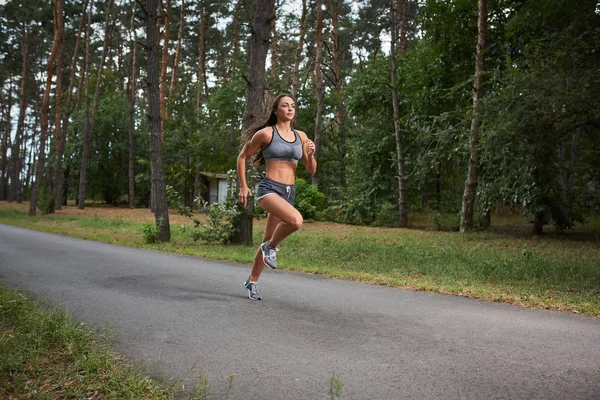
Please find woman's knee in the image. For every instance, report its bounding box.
[288,213,303,230]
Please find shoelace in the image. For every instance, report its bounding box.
[249,283,258,294]
[267,247,279,259]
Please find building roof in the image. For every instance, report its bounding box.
[198,171,229,180]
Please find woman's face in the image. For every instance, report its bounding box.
[274,96,295,122]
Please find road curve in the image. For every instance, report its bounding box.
[0,224,599,399]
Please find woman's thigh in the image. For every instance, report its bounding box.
[258,194,302,225]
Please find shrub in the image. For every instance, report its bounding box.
[37,187,54,215]
[294,178,327,220]
[142,221,160,244]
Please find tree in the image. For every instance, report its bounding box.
[459,0,487,232]
[144,0,171,241]
[312,0,324,186]
[127,0,137,208]
[8,25,30,203]
[233,0,276,245]
[78,0,113,210]
[29,0,63,216]
[389,0,408,227]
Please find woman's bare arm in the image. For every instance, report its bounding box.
[298,130,317,176]
[237,128,270,206]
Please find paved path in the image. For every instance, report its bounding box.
[1,224,599,399]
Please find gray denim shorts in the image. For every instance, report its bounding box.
[256,178,296,205]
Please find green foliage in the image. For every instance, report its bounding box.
[142,218,163,244]
[295,178,327,220]
[36,187,54,215]
[178,171,244,244]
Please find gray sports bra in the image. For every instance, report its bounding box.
[262,126,303,163]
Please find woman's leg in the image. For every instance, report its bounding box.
[257,194,303,248]
[249,212,281,282]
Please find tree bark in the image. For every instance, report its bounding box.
[159,0,171,143]
[128,0,138,208]
[0,79,14,201]
[169,0,184,99]
[270,4,278,79]
[233,0,275,245]
[230,0,242,80]
[292,0,307,101]
[79,0,113,209]
[460,0,487,233]
[195,6,207,110]
[312,0,324,186]
[9,26,30,203]
[390,0,407,227]
[30,0,63,216]
[55,0,89,210]
[145,0,171,241]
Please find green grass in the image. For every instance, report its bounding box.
[0,285,173,399]
[1,204,599,316]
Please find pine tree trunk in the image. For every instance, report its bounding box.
[390,0,407,227]
[328,0,347,189]
[169,0,184,99]
[159,0,171,143]
[30,0,63,216]
[460,0,487,232]
[233,0,276,245]
[270,5,278,79]
[9,27,30,203]
[0,80,14,201]
[128,0,138,208]
[145,0,171,241]
[79,0,113,209]
[196,7,206,110]
[292,0,307,101]
[312,0,324,186]
[55,0,89,210]
[230,0,242,80]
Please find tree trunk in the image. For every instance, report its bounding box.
[292,0,307,101]
[460,0,487,233]
[55,0,89,210]
[30,0,63,216]
[270,5,278,79]
[195,6,207,110]
[169,0,184,99]
[159,0,171,143]
[533,211,544,235]
[0,79,14,201]
[233,0,276,245]
[9,27,30,203]
[145,0,171,241]
[230,0,242,80]
[79,0,113,209]
[128,0,138,208]
[312,0,324,186]
[390,0,407,227]
[328,0,347,189]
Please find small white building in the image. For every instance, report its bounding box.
[198,172,232,205]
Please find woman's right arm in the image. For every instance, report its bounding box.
[237,129,267,207]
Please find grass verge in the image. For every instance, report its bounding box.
[0,285,173,399]
[1,202,599,317]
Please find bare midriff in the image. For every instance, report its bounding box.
[265,160,298,185]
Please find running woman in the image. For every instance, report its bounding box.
[237,94,317,300]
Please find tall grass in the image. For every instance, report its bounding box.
[0,286,172,399]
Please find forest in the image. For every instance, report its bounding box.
[0,0,598,241]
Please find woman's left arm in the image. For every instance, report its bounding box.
[299,131,317,175]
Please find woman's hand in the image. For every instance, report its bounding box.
[305,139,316,157]
[238,186,252,207]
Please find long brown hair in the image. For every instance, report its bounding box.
[240,93,296,167]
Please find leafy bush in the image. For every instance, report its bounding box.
[428,212,460,231]
[37,187,54,215]
[178,170,244,244]
[142,221,160,244]
[294,178,327,220]
[374,202,401,227]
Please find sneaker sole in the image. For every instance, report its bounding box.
[244,281,262,300]
[262,256,277,269]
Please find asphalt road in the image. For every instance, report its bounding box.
[1,224,599,400]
